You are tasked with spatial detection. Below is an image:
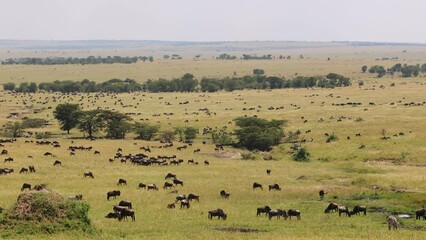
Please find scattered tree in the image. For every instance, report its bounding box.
[53,103,81,134]
[133,122,160,140]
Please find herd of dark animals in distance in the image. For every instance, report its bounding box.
[0,90,425,231]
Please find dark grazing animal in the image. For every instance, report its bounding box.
[253,182,263,190]
[4,157,13,163]
[257,206,271,216]
[118,200,132,209]
[147,184,158,191]
[53,160,61,166]
[19,167,29,174]
[268,209,287,220]
[324,203,339,213]
[319,190,327,199]
[350,205,367,216]
[338,206,350,217]
[167,203,175,209]
[220,190,230,199]
[173,178,184,186]
[208,208,227,220]
[1,149,8,155]
[163,182,174,189]
[175,195,186,202]
[287,209,301,220]
[180,199,190,208]
[118,208,135,222]
[107,190,121,200]
[268,183,281,191]
[44,152,53,156]
[415,208,426,220]
[113,205,127,213]
[94,150,101,155]
[266,169,271,175]
[29,165,36,173]
[21,183,31,191]
[105,212,120,219]
[165,173,176,179]
[204,160,209,166]
[138,183,147,189]
[187,193,200,202]
[117,178,127,186]
[83,172,94,178]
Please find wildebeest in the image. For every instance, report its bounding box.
[187,193,199,202]
[107,190,121,200]
[180,199,190,208]
[253,182,263,190]
[287,209,301,220]
[118,208,135,222]
[138,183,147,189]
[69,194,83,200]
[268,209,287,220]
[269,183,281,191]
[165,172,176,179]
[338,206,350,217]
[83,172,94,178]
[173,178,184,186]
[386,215,399,230]
[319,189,327,199]
[19,167,28,174]
[34,184,45,191]
[4,157,13,163]
[415,208,425,220]
[105,212,120,219]
[257,206,271,216]
[53,160,61,166]
[94,150,100,155]
[324,203,339,213]
[350,205,367,216]
[167,203,176,209]
[1,149,8,155]
[204,160,209,166]
[163,182,174,189]
[118,200,132,209]
[117,178,127,186]
[175,194,186,202]
[21,183,31,191]
[147,184,158,191]
[208,208,227,220]
[29,165,36,173]
[44,152,53,156]
[220,190,230,199]
[266,169,271,175]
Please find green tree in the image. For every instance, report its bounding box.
[133,122,160,140]
[253,69,265,75]
[234,117,286,151]
[53,103,81,134]
[2,122,26,138]
[103,111,132,139]
[3,82,15,91]
[77,110,105,138]
[361,65,368,73]
[293,147,310,162]
[183,127,198,141]
[160,129,175,142]
[28,82,38,93]
[211,126,233,145]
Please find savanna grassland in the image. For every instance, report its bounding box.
[0,42,425,239]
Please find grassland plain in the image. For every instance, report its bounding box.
[0,46,425,239]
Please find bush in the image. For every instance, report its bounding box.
[133,122,159,140]
[22,118,48,128]
[35,132,52,139]
[241,153,256,160]
[293,148,310,162]
[326,134,338,142]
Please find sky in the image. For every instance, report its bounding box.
[1,0,426,43]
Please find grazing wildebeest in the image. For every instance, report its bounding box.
[167,203,176,209]
[138,183,147,189]
[44,152,53,156]
[19,167,28,174]
[415,208,425,220]
[118,200,132,209]
[208,209,227,220]
[268,209,287,220]
[113,205,127,213]
[175,194,186,202]
[94,150,100,155]
[319,190,327,199]
[386,215,399,230]
[193,148,200,153]
[53,160,61,166]
[338,206,350,217]
[117,178,127,186]
[34,184,45,191]
[257,206,271,216]
[173,178,184,186]
[220,190,230,199]
[118,208,135,222]
[1,149,8,155]
[350,205,367,216]
[69,194,83,200]
[269,183,281,191]
[147,184,158,191]
[204,160,209,166]
[163,182,174,189]
[266,169,271,175]
[83,172,94,178]
[21,183,31,191]
[107,190,121,200]
[29,165,36,173]
[187,193,199,202]
[253,182,263,190]
[180,199,190,208]
[4,157,13,163]
[287,209,301,220]
[324,203,339,213]
[105,212,120,219]
[165,173,176,179]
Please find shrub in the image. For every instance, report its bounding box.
[327,134,338,142]
[241,153,256,160]
[35,132,52,139]
[22,118,48,128]
[293,148,310,162]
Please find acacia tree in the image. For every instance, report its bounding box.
[53,103,81,134]
[133,122,160,140]
[2,122,26,138]
[77,110,105,138]
[103,111,132,139]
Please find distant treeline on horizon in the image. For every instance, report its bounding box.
[2,73,350,93]
[1,56,154,65]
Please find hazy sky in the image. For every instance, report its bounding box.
[2,0,426,42]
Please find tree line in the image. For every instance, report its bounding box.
[1,55,154,65]
[362,63,426,78]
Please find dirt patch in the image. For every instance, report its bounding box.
[215,227,267,233]
[202,152,241,159]
[364,158,405,165]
